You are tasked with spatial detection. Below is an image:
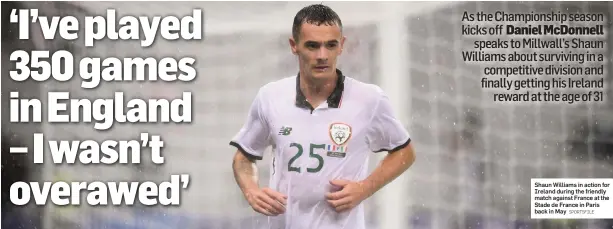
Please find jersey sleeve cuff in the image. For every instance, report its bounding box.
[230,141,263,160]
[373,138,411,153]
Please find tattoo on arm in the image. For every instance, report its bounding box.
[233,153,259,191]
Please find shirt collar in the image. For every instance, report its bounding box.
[295,68,345,109]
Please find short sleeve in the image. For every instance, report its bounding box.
[230,89,272,160]
[366,91,411,153]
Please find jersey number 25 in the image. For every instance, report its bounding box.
[287,143,325,173]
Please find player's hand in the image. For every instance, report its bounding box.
[325,179,372,213]
[244,187,287,216]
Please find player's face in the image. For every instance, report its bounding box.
[290,22,345,80]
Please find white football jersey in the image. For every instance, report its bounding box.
[230,69,411,229]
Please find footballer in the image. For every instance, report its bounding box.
[230,4,416,229]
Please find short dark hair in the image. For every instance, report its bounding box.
[292,4,343,41]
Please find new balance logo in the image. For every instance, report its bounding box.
[278,126,292,136]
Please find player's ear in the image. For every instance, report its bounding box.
[289,37,298,55]
[339,36,346,55]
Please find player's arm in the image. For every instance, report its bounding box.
[230,89,287,216]
[327,89,414,212]
[361,142,415,197]
[329,144,414,212]
[232,150,260,199]
[361,90,415,195]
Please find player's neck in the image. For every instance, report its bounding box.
[300,72,338,106]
